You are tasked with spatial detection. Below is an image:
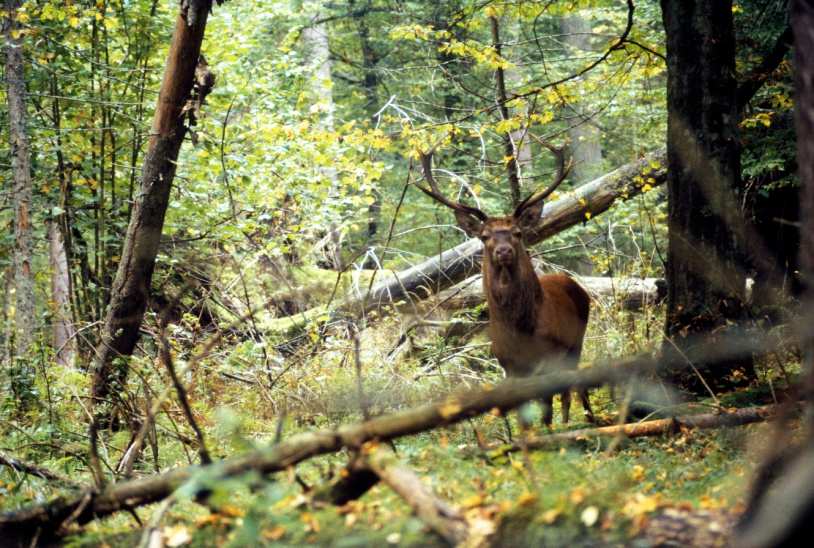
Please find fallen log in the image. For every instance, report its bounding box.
[433,275,666,313]
[492,405,777,455]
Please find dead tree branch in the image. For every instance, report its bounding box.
[491,405,778,455]
[0,452,81,489]
[362,443,468,545]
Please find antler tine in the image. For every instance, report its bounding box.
[514,140,572,216]
[416,151,488,220]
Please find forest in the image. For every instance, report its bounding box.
[1,0,812,546]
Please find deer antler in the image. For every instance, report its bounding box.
[415,151,488,221]
[513,138,572,217]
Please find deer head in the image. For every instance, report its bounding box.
[415,147,571,270]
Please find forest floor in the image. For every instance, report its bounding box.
[1,272,794,547]
[61,386,779,547]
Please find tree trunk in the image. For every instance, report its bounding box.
[49,221,76,368]
[490,16,522,206]
[302,12,343,270]
[351,1,383,266]
[0,267,12,368]
[560,14,605,183]
[796,1,814,400]
[91,3,215,411]
[660,0,754,393]
[4,0,36,408]
[733,8,814,545]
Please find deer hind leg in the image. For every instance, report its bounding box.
[579,388,595,423]
[541,395,554,426]
[561,390,572,424]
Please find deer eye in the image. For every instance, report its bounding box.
[479,231,492,242]
[511,228,522,238]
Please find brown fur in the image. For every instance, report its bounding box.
[475,217,594,424]
[421,186,595,424]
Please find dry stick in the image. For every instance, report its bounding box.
[490,15,521,207]
[158,320,211,465]
[489,405,778,456]
[137,495,176,548]
[0,451,80,489]
[361,444,468,546]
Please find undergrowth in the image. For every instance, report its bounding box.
[0,288,797,546]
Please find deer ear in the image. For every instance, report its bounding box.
[454,210,484,238]
[515,201,544,237]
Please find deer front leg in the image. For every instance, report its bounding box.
[561,390,572,424]
[579,388,595,423]
[541,395,554,426]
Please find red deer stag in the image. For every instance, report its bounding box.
[416,152,594,425]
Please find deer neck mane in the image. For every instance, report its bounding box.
[483,252,542,335]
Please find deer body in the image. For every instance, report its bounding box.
[477,218,594,425]
[416,151,594,425]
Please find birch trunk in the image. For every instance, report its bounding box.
[49,221,76,367]
[302,14,342,269]
[560,14,605,183]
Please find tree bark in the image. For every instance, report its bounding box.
[660,0,754,393]
[91,3,215,409]
[795,1,814,401]
[734,5,814,545]
[4,0,36,407]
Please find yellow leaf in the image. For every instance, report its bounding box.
[622,492,661,518]
[163,524,191,547]
[263,526,286,540]
[517,492,537,507]
[541,508,561,524]
[68,15,80,27]
[438,398,462,418]
[462,494,484,508]
[569,487,586,505]
[631,464,646,482]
